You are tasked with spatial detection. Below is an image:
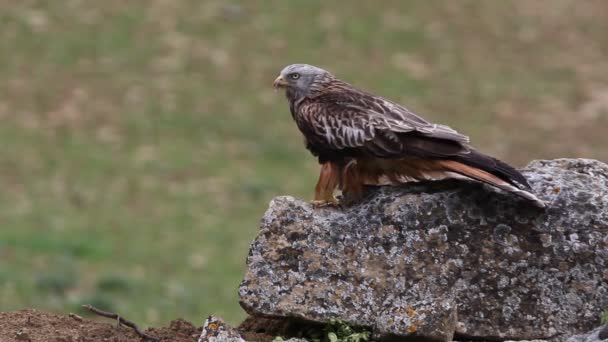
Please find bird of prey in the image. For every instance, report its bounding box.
[273,64,545,208]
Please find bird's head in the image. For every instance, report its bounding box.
[273,64,333,97]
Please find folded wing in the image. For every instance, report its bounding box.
[298,86,532,192]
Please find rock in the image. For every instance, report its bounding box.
[239,159,608,341]
[566,325,608,342]
[198,316,245,342]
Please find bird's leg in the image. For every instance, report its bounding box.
[312,162,339,207]
[340,159,364,205]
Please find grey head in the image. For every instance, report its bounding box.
[273,64,333,98]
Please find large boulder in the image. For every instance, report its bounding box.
[239,159,608,341]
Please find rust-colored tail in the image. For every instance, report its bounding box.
[437,159,545,207]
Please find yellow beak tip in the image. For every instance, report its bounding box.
[273,76,286,88]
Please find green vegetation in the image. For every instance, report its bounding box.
[273,319,370,342]
[1,1,607,327]
[602,310,608,324]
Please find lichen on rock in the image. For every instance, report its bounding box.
[239,159,608,341]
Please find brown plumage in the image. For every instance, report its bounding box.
[273,64,545,208]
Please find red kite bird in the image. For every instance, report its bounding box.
[273,64,545,208]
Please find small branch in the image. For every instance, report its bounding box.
[69,313,83,322]
[82,304,159,341]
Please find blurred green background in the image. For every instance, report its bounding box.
[1,0,607,327]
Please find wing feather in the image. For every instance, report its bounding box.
[363,97,469,143]
[297,87,469,156]
[330,89,469,144]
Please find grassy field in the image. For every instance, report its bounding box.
[1,1,607,327]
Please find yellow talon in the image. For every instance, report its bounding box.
[310,198,340,207]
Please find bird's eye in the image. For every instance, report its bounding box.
[290,73,300,80]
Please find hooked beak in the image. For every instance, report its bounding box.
[273,75,287,89]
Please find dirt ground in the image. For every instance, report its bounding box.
[0,309,201,342]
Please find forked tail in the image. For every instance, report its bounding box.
[437,155,546,208]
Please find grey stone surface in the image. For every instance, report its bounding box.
[197,316,245,342]
[566,325,608,342]
[239,159,608,341]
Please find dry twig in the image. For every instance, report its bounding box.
[68,313,83,322]
[82,304,159,341]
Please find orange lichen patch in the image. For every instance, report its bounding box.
[407,325,418,333]
[553,186,561,194]
[405,307,417,317]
